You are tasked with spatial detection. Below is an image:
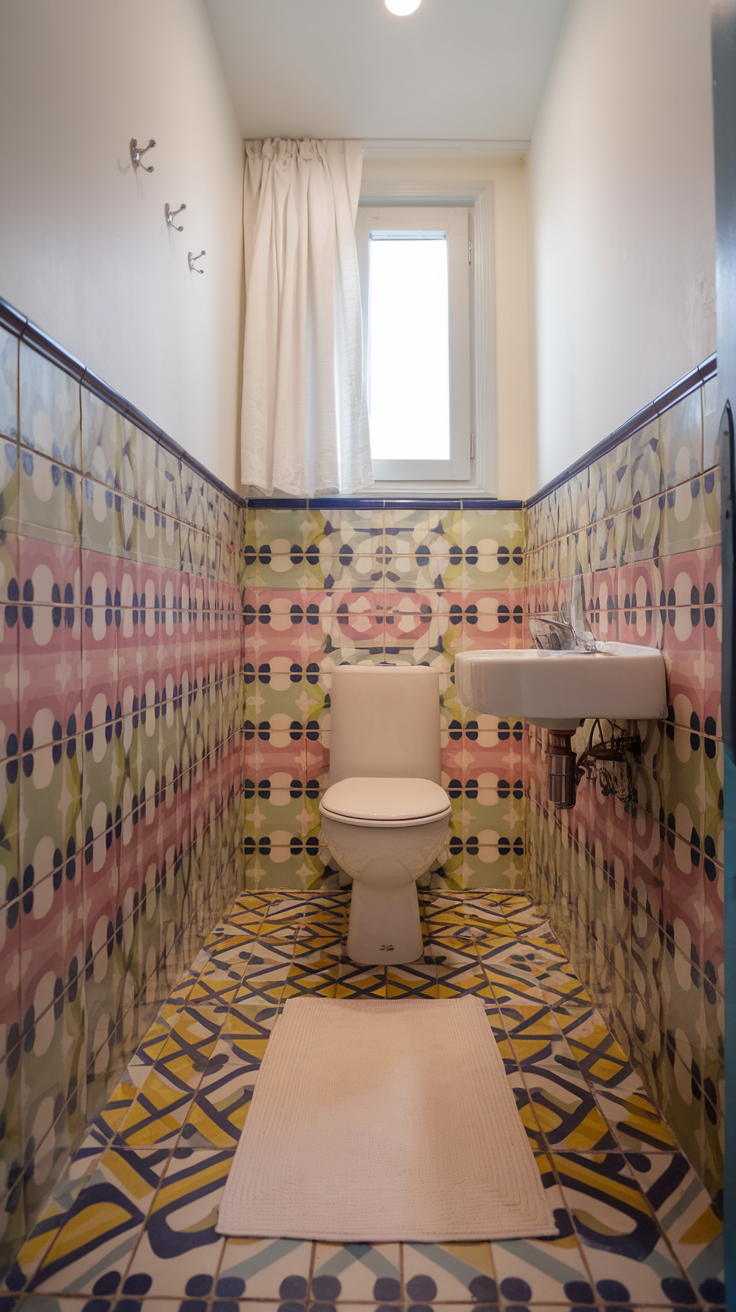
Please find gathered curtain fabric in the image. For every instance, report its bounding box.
[240,138,373,497]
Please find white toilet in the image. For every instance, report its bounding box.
[319,665,451,965]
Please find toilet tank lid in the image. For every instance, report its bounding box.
[320,776,450,822]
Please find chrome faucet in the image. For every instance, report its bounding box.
[530,581,598,653]
[529,614,597,652]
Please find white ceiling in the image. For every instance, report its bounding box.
[203,0,570,144]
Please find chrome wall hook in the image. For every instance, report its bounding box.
[130,138,156,172]
[188,250,206,274]
[165,202,187,231]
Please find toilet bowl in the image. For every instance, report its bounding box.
[319,666,451,965]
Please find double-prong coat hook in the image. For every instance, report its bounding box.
[188,250,206,274]
[130,138,156,172]
[165,202,187,231]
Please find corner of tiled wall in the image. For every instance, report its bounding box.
[524,375,724,1203]
[0,321,248,1269]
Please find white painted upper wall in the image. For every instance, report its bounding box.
[529,0,716,489]
[0,0,244,491]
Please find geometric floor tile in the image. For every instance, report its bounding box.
[121,1148,233,1294]
[625,1152,725,1300]
[402,1239,498,1301]
[489,1157,594,1303]
[1,889,722,1311]
[551,1151,698,1305]
[27,1147,170,1294]
[216,1233,313,1299]
[312,1241,401,1302]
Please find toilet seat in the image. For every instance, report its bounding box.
[320,776,451,829]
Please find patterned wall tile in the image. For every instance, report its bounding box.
[0,327,248,1273]
[243,501,527,895]
[525,374,723,1205]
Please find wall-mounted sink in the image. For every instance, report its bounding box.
[455,642,668,731]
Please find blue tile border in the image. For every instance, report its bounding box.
[526,354,717,508]
[246,497,525,510]
[0,292,716,517]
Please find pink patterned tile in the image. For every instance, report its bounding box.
[19,539,80,608]
[703,616,722,738]
[81,621,118,732]
[114,555,141,608]
[81,547,116,610]
[255,737,305,781]
[0,599,19,761]
[117,618,143,715]
[661,607,704,724]
[660,550,707,608]
[20,856,84,1021]
[461,609,522,651]
[700,543,722,607]
[19,605,83,746]
[618,596,664,649]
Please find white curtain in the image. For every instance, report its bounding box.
[240,138,373,497]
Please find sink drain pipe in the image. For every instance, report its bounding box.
[547,730,578,808]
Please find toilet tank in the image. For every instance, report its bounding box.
[328,665,442,785]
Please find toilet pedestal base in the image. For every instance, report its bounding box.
[346,879,423,966]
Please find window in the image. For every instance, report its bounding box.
[356,206,473,485]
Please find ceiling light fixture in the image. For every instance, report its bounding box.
[385,0,421,14]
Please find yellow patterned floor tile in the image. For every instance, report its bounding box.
[14,888,720,1305]
[180,1065,256,1147]
[207,1036,269,1071]
[498,1002,559,1039]
[335,966,386,998]
[220,1003,279,1041]
[118,1068,198,1146]
[224,907,267,929]
[158,1004,228,1063]
[132,1001,187,1064]
[424,937,481,959]
[386,966,439,998]
[292,934,345,960]
[187,964,244,1007]
[596,1087,679,1151]
[436,968,494,1000]
[282,964,339,998]
[92,1074,139,1137]
[464,918,518,939]
[234,967,290,1005]
[29,1147,168,1294]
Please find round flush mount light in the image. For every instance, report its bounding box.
[385,0,421,13]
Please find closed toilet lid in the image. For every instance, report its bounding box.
[320,777,451,824]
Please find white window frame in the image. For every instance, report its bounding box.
[356,206,472,483]
[354,180,497,499]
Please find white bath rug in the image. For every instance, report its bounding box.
[216,995,557,1242]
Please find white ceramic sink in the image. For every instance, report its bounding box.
[455,641,668,731]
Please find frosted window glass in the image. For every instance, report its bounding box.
[368,236,450,461]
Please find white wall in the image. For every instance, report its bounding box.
[0,0,244,490]
[529,0,716,488]
[362,152,534,500]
